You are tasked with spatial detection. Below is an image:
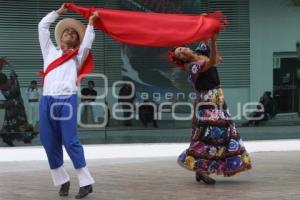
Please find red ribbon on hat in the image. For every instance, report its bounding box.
[167,49,185,70]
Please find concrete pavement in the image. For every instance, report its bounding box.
[0,151,299,200]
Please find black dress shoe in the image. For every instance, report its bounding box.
[75,185,93,199]
[59,181,70,196]
[195,171,216,185]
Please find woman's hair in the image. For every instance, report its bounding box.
[0,72,8,86]
[31,80,37,85]
[195,42,210,57]
[167,47,186,70]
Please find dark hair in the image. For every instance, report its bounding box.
[0,73,8,86]
[88,80,95,86]
[264,91,272,97]
[31,80,37,85]
[195,42,210,57]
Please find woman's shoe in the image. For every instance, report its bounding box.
[195,171,216,185]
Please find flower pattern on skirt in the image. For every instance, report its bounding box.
[177,88,252,177]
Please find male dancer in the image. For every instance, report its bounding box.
[38,4,98,199]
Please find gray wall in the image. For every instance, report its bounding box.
[250,0,300,101]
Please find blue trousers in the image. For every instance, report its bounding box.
[39,95,86,169]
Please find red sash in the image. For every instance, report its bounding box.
[38,49,94,85]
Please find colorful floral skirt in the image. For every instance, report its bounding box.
[178,88,252,177]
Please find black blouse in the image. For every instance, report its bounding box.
[195,67,220,91]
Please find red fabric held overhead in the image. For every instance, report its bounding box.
[65,3,228,47]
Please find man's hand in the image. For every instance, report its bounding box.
[89,11,99,25]
[56,4,68,15]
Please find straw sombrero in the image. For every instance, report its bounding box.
[54,18,86,47]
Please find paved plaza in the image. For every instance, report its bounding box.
[0,151,299,200]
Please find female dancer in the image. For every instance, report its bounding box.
[168,35,251,184]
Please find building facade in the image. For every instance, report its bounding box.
[0,0,299,146]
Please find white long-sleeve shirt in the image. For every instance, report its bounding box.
[38,11,95,96]
[26,88,42,100]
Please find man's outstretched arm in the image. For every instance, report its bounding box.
[77,11,98,68]
[38,4,67,61]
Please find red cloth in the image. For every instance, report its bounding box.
[65,3,227,47]
[38,49,94,85]
[77,51,94,83]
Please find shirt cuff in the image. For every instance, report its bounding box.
[51,11,60,18]
[86,25,94,32]
[81,25,95,49]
